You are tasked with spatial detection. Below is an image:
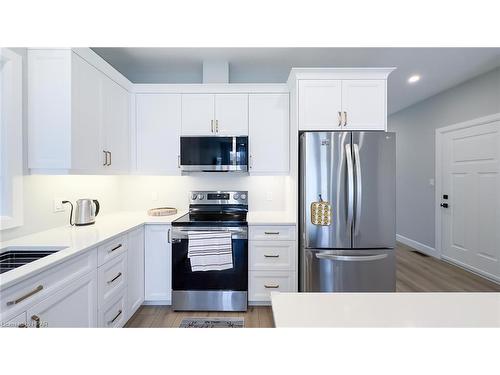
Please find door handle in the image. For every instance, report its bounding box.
[108,244,122,253]
[211,120,214,133]
[345,144,354,232]
[215,120,219,133]
[167,228,171,243]
[108,151,112,166]
[315,253,388,262]
[264,284,280,289]
[353,144,362,235]
[264,254,280,258]
[338,111,342,127]
[343,111,347,126]
[440,203,449,208]
[107,272,122,284]
[6,285,44,306]
[31,315,41,328]
[108,309,122,325]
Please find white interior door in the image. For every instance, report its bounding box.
[439,117,500,281]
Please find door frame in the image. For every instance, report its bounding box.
[434,112,500,258]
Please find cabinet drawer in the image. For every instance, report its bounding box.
[98,253,127,306]
[249,226,296,241]
[97,235,127,266]
[249,271,295,302]
[249,241,296,271]
[99,290,127,328]
[1,249,97,321]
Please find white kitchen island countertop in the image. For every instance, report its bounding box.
[271,292,500,327]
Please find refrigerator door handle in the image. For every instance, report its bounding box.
[345,143,354,232]
[315,252,388,262]
[353,143,362,235]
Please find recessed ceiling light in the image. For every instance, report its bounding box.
[408,75,421,84]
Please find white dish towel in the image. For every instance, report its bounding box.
[187,231,233,272]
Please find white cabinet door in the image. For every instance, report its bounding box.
[341,80,386,130]
[136,94,181,174]
[26,270,98,328]
[298,80,342,130]
[249,94,289,174]
[72,52,103,171]
[181,94,215,135]
[145,225,172,302]
[127,227,145,318]
[102,76,130,172]
[215,94,248,135]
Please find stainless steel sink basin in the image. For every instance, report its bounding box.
[0,246,67,274]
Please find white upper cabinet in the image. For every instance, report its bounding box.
[249,93,289,174]
[28,49,131,174]
[136,94,181,174]
[181,93,249,136]
[298,80,342,130]
[294,68,393,131]
[181,94,215,135]
[341,80,386,130]
[214,94,248,135]
[102,75,130,172]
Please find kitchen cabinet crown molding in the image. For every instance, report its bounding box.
[132,83,289,94]
[287,67,396,83]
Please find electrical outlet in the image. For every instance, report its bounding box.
[53,198,64,212]
[266,192,273,201]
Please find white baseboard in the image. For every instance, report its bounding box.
[396,234,439,258]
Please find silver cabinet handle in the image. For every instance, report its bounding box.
[338,111,342,127]
[211,119,214,133]
[107,272,122,284]
[264,231,280,235]
[6,285,44,306]
[345,143,354,231]
[103,150,108,166]
[108,309,122,325]
[108,244,122,253]
[315,253,388,262]
[108,151,112,166]
[353,144,362,235]
[177,155,181,169]
[216,119,219,133]
[31,315,41,328]
[264,254,280,258]
[343,111,347,126]
[264,284,280,289]
[167,228,171,243]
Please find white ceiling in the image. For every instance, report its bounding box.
[92,48,500,114]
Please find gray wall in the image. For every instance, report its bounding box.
[388,67,500,249]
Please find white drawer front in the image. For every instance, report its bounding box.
[249,241,295,271]
[1,249,97,321]
[97,235,128,266]
[98,253,127,306]
[99,290,127,328]
[249,226,296,241]
[249,271,295,302]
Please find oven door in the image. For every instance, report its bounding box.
[180,136,248,172]
[171,226,248,292]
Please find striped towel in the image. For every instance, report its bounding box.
[187,231,233,272]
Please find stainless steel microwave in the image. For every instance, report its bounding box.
[180,136,248,172]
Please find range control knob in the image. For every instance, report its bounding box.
[233,193,240,200]
[197,194,205,200]
[240,193,247,200]
[191,194,198,200]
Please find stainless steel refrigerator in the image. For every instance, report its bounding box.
[299,131,396,292]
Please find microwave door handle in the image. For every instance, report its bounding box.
[353,144,362,235]
[345,143,354,232]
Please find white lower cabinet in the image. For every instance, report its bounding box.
[26,270,98,328]
[98,252,127,306]
[248,225,297,304]
[145,225,172,303]
[127,227,145,319]
[99,290,127,328]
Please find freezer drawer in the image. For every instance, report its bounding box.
[300,249,395,292]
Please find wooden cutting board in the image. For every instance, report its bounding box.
[147,207,178,216]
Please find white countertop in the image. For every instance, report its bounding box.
[0,210,296,289]
[271,292,500,327]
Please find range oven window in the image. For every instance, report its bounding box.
[180,136,248,169]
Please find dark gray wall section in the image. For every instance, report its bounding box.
[388,67,500,248]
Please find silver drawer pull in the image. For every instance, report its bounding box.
[31,315,41,328]
[108,244,122,253]
[6,285,44,306]
[107,272,122,284]
[108,309,122,325]
[264,231,280,235]
[264,254,280,258]
[264,284,280,289]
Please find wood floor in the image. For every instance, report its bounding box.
[126,243,500,328]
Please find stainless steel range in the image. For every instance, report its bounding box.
[171,191,248,311]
